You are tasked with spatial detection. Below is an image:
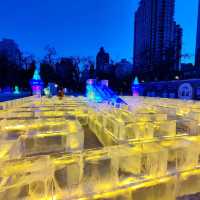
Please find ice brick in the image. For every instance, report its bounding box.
[160,139,198,172]
[83,148,118,194]
[0,156,53,200]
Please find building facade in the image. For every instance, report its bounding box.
[173,24,183,71]
[195,0,200,67]
[138,79,200,100]
[134,0,182,81]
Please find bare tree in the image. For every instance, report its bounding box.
[21,53,35,70]
[44,45,57,65]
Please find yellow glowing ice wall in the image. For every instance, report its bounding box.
[1,96,200,199]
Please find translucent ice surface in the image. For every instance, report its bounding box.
[1,96,200,199]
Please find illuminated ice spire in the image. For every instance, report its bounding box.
[133,76,139,85]
[30,63,44,96]
[32,64,41,80]
[132,76,140,97]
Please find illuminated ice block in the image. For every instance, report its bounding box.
[154,120,176,138]
[159,139,199,172]
[0,141,14,161]
[0,156,53,200]
[131,176,177,200]
[53,154,83,198]
[112,145,141,179]
[91,189,132,200]
[150,113,168,121]
[138,143,168,178]
[18,132,68,156]
[103,115,120,138]
[0,122,26,141]
[122,143,168,178]
[156,106,177,119]
[114,110,135,123]
[27,118,75,133]
[1,119,84,158]
[132,113,152,122]
[83,148,118,194]
[134,113,167,122]
[35,110,66,118]
[87,109,115,146]
[1,118,79,138]
[176,106,191,117]
[188,111,200,122]
[176,118,200,135]
[101,128,119,146]
[75,111,88,126]
[65,120,84,152]
[177,168,200,197]
[41,121,84,154]
[120,122,154,141]
[183,136,200,167]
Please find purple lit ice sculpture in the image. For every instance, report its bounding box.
[132,76,140,97]
[30,64,44,96]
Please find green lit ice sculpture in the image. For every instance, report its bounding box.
[13,85,20,94]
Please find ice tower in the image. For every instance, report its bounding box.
[132,76,140,96]
[30,64,44,96]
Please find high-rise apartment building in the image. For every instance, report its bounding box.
[134,0,182,80]
[195,0,200,67]
[96,47,110,77]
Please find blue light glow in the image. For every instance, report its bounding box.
[86,79,127,105]
[133,76,139,85]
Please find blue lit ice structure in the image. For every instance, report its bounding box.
[44,87,52,98]
[99,80,126,106]
[30,65,44,96]
[132,76,140,97]
[48,83,58,96]
[86,79,103,103]
[86,79,127,106]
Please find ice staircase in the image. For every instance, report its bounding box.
[86,79,127,106]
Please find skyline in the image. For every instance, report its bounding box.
[0,0,198,63]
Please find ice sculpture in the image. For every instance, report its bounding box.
[13,85,20,94]
[29,64,44,96]
[86,79,127,106]
[132,76,140,96]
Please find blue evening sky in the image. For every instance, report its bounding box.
[0,0,198,63]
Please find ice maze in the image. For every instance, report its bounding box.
[1,96,200,199]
